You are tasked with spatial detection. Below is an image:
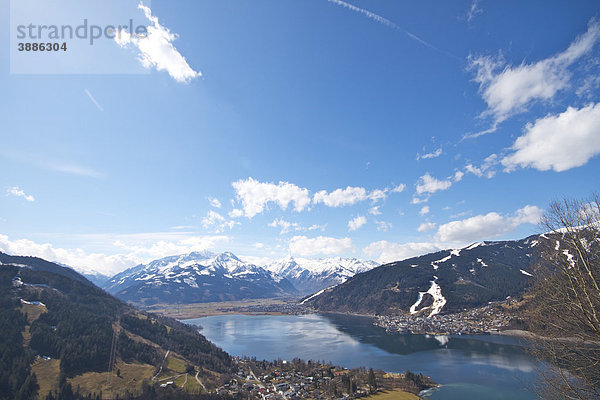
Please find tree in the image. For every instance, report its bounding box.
[527,194,600,399]
[367,368,377,393]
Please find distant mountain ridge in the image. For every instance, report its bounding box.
[263,256,379,295]
[104,251,299,304]
[303,235,548,315]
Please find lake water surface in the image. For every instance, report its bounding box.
[184,313,540,400]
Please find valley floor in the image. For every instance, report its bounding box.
[144,297,304,319]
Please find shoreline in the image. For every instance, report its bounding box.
[143,299,537,339]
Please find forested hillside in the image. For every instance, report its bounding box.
[0,255,233,400]
[304,235,541,315]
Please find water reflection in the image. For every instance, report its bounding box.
[185,313,540,400]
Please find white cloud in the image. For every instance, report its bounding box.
[229,209,244,218]
[391,184,406,193]
[269,218,300,234]
[269,219,325,234]
[363,241,442,264]
[114,1,201,83]
[252,242,265,249]
[453,171,465,182]
[464,154,498,179]
[0,233,229,276]
[6,186,35,202]
[412,197,428,204]
[201,211,238,233]
[435,205,543,242]
[415,173,452,195]
[416,148,442,160]
[419,206,430,216]
[418,222,437,232]
[232,178,404,217]
[113,234,229,260]
[375,220,392,232]
[348,215,367,231]
[313,186,386,207]
[289,235,353,257]
[232,177,311,218]
[369,206,382,216]
[502,103,600,172]
[467,0,482,22]
[208,197,222,208]
[467,19,600,137]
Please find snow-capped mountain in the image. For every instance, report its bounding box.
[55,262,111,287]
[263,257,379,295]
[104,251,298,305]
[303,235,546,316]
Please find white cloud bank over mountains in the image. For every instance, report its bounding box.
[289,235,353,257]
[365,205,542,263]
[231,177,405,219]
[0,202,542,274]
[0,233,229,276]
[435,205,542,243]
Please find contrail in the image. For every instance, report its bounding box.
[84,89,104,112]
[327,0,460,60]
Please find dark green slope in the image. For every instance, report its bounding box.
[305,235,541,315]
[0,257,233,400]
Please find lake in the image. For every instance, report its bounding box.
[184,313,540,400]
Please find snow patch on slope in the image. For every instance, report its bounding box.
[409,277,447,317]
[299,286,334,305]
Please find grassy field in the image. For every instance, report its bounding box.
[364,389,421,400]
[20,303,47,347]
[145,298,293,319]
[183,373,204,393]
[165,353,187,373]
[20,302,47,323]
[32,358,60,399]
[68,361,155,399]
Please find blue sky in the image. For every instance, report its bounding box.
[2,0,600,274]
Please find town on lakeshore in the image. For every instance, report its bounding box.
[212,357,435,400]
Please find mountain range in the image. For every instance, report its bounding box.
[263,256,378,295]
[102,251,378,305]
[302,235,555,315]
[104,251,298,304]
[5,232,571,312]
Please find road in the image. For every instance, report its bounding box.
[152,349,170,381]
[195,370,207,392]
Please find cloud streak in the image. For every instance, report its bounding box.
[327,0,457,59]
[84,89,104,112]
[6,186,35,202]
